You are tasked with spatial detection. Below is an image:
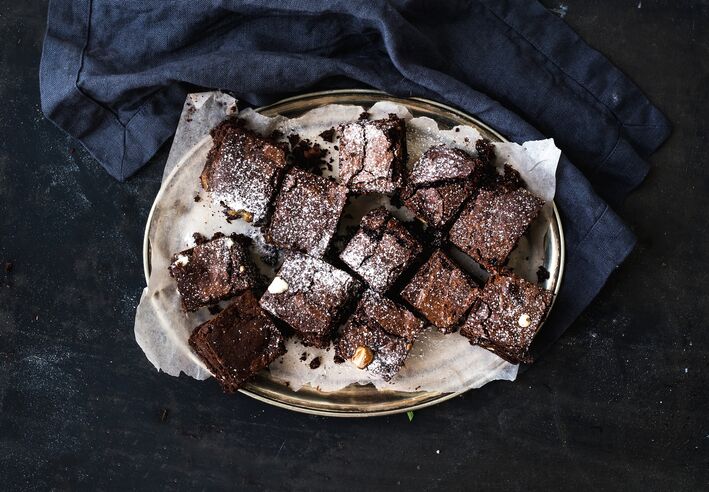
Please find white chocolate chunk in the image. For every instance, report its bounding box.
[267,276,289,294]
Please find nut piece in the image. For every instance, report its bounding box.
[351,346,374,369]
[238,265,245,273]
[518,313,531,328]
[175,254,190,266]
[225,209,254,223]
[267,276,289,294]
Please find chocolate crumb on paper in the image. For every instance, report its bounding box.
[134,94,561,392]
[319,127,336,142]
[537,265,550,283]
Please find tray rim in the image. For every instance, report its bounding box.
[142,89,566,417]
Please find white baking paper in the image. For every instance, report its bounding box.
[134,91,561,393]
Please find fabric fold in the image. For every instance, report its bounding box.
[39,0,670,358]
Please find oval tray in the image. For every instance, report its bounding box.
[143,89,565,417]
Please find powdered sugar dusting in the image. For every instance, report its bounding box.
[135,92,561,393]
[340,207,423,292]
[265,168,348,257]
[450,183,545,269]
[461,274,554,363]
[259,253,361,344]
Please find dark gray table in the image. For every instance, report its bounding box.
[1,1,707,490]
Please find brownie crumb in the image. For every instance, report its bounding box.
[194,195,201,202]
[287,133,301,147]
[309,357,321,369]
[270,129,284,140]
[192,233,209,245]
[319,128,336,142]
[537,265,550,283]
[300,352,308,362]
[333,354,345,364]
[475,139,496,165]
[291,139,328,175]
[4,262,13,273]
[207,305,222,315]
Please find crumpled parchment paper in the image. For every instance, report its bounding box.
[134,91,561,393]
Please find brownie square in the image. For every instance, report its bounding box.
[168,233,259,312]
[338,114,407,194]
[460,273,553,363]
[339,207,423,293]
[400,249,479,332]
[337,290,424,381]
[200,119,288,225]
[401,145,485,229]
[265,168,348,257]
[259,252,362,348]
[188,290,286,392]
[449,165,544,269]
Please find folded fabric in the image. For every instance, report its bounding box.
[39,0,670,358]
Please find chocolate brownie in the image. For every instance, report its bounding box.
[200,119,288,225]
[401,145,485,229]
[265,168,348,257]
[337,290,424,381]
[339,207,423,293]
[168,233,259,312]
[449,165,544,269]
[460,273,553,363]
[400,249,479,332]
[259,252,362,348]
[188,290,286,392]
[338,114,407,194]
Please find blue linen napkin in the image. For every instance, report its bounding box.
[39,0,670,358]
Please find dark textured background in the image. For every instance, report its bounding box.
[1,1,707,490]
